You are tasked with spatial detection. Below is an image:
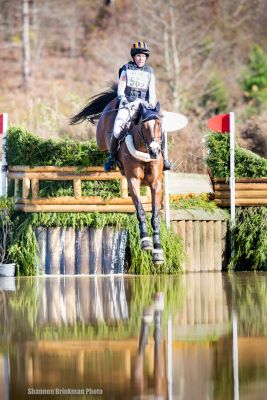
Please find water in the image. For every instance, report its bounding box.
[0,273,267,400]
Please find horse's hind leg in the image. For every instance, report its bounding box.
[128,177,153,251]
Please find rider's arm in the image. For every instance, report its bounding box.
[148,71,156,107]
[117,70,127,101]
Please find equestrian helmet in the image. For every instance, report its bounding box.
[130,41,150,58]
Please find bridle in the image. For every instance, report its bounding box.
[137,118,163,155]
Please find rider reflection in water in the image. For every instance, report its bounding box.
[104,41,171,172]
[132,292,167,398]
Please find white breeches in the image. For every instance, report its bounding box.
[113,99,147,138]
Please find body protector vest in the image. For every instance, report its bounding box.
[119,61,153,103]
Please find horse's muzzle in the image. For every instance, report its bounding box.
[149,149,161,159]
[149,141,161,159]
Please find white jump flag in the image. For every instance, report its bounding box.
[208,112,236,255]
[0,113,8,197]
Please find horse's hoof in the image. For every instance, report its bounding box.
[152,249,164,264]
[141,237,153,251]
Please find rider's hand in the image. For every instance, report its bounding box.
[119,96,128,106]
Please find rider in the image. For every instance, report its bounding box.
[104,41,171,172]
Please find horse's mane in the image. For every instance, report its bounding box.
[70,82,117,125]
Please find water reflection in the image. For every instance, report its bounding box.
[0,273,267,399]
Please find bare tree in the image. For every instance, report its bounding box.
[22,0,30,88]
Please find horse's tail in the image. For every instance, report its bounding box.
[70,82,117,125]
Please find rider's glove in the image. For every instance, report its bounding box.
[118,96,128,106]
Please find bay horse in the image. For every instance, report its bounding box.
[70,85,164,264]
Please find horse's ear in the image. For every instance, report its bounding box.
[155,101,161,113]
[139,101,147,117]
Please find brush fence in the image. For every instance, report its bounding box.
[170,209,228,272]
[7,166,152,212]
[213,177,267,206]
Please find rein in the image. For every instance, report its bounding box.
[87,103,135,121]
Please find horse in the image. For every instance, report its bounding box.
[70,85,164,265]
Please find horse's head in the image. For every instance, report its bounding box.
[139,101,162,159]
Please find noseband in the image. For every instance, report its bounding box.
[138,119,162,154]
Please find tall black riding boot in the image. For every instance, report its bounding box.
[104,136,118,172]
[161,134,172,171]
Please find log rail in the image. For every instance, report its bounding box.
[8,166,152,213]
[213,177,267,207]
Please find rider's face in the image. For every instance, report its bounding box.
[133,53,147,68]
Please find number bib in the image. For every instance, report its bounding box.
[126,69,150,89]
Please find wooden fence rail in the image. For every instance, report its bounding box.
[7,166,152,213]
[213,177,267,207]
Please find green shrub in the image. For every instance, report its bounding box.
[206,133,267,178]
[170,193,218,212]
[6,126,122,200]
[241,45,267,110]
[6,126,108,167]
[0,197,15,263]
[231,207,267,271]
[36,180,121,198]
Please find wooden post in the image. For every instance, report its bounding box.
[47,227,61,274]
[76,228,90,274]
[22,177,30,199]
[89,228,103,274]
[120,177,128,199]
[185,221,194,272]
[176,220,186,271]
[64,228,76,274]
[146,185,151,200]
[35,227,47,274]
[31,178,39,198]
[193,221,200,272]
[200,221,208,271]
[201,273,209,324]
[73,179,81,197]
[102,226,115,274]
[14,179,19,199]
[206,221,214,271]
[214,221,222,271]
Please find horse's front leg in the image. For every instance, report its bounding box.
[150,180,164,265]
[128,177,153,251]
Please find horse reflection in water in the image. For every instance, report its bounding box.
[132,292,167,399]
